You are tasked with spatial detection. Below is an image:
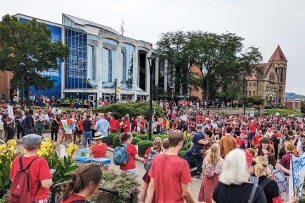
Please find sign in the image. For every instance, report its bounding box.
[116,86,121,95]
[61,120,68,131]
[289,153,305,200]
[249,111,254,117]
[7,105,14,119]
[180,115,187,121]
[275,112,280,116]
[52,108,62,114]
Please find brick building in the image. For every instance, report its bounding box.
[0,71,13,101]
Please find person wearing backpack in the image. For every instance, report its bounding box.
[25,109,35,135]
[58,164,103,203]
[198,144,223,203]
[144,137,162,170]
[253,156,297,203]
[114,132,138,175]
[9,134,53,203]
[267,154,290,194]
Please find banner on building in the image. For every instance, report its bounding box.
[289,153,305,200]
[7,105,14,119]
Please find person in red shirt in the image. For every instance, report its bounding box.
[109,115,120,133]
[10,134,52,202]
[146,130,195,203]
[90,132,107,158]
[77,116,84,144]
[251,130,263,148]
[119,132,139,175]
[248,119,257,147]
[122,115,131,132]
[236,130,248,149]
[60,164,103,203]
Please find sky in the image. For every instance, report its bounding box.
[1,0,304,95]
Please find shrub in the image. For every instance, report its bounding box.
[131,132,138,137]
[106,133,117,146]
[113,134,120,148]
[93,102,164,119]
[132,137,141,145]
[137,140,153,155]
[178,150,187,159]
[137,134,149,140]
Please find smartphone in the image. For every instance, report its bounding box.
[249,176,259,184]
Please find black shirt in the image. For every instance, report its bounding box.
[213,181,267,203]
[82,119,92,132]
[258,176,279,203]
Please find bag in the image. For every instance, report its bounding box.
[145,149,159,171]
[204,165,215,178]
[113,144,129,165]
[268,164,287,193]
[9,155,40,203]
[248,184,258,203]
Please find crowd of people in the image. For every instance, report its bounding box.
[4,100,305,202]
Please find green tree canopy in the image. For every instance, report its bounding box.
[0,14,69,101]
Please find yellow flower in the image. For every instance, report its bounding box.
[23,149,27,154]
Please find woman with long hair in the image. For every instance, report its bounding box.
[59,164,103,203]
[144,137,162,170]
[198,144,223,203]
[212,149,267,203]
[257,137,273,156]
[254,156,297,203]
[119,132,139,175]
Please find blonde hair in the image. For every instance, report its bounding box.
[219,149,250,185]
[254,156,268,177]
[206,144,221,167]
[153,137,162,153]
[284,141,294,152]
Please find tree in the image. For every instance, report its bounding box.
[154,31,191,96]
[0,14,69,105]
[187,31,263,101]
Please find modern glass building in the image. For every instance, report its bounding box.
[14,13,154,101]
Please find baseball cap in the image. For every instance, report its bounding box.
[22,134,42,146]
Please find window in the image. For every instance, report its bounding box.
[253,91,255,95]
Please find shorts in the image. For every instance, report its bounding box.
[59,129,66,134]
[78,130,83,134]
[66,129,72,134]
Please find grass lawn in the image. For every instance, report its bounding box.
[266,109,302,116]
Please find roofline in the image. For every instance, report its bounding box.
[62,13,121,35]
[14,13,63,27]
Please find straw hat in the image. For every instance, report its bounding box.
[93,132,104,140]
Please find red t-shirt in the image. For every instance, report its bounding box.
[148,154,192,203]
[120,144,137,171]
[10,155,52,200]
[144,147,153,164]
[248,122,257,133]
[123,120,131,132]
[91,143,107,158]
[60,194,86,203]
[252,135,263,147]
[78,120,84,131]
[110,119,120,131]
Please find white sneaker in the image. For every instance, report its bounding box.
[59,144,64,148]
[80,142,83,144]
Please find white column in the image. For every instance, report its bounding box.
[164,59,168,92]
[61,27,65,98]
[97,35,103,99]
[132,46,138,101]
[155,58,159,86]
[116,41,122,99]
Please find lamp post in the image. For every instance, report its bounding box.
[147,54,155,140]
[170,86,174,128]
[114,79,117,103]
[19,62,25,107]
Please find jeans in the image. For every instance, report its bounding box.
[83,131,92,148]
[102,136,107,143]
[248,132,256,147]
[51,126,58,141]
[185,148,203,173]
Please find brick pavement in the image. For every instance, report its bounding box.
[16,133,203,203]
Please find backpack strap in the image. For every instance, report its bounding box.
[248,184,258,203]
[259,177,272,189]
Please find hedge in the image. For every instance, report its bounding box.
[113,134,120,148]
[137,140,153,155]
[132,137,141,145]
[131,132,138,137]
[93,102,165,119]
[137,134,149,140]
[106,133,117,145]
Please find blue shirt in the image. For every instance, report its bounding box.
[94,118,110,137]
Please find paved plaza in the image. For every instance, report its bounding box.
[16,132,203,203]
